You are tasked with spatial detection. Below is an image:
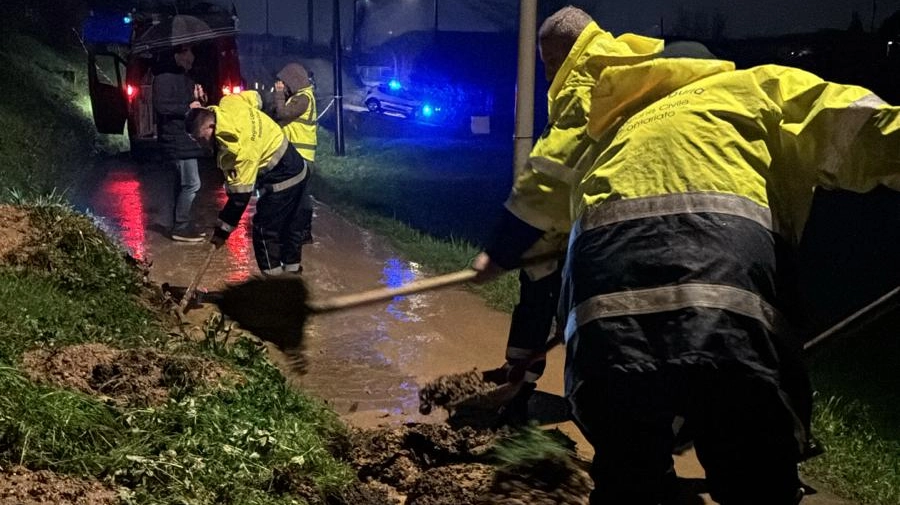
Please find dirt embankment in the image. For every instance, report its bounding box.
[347,422,591,505]
[21,343,241,407]
[0,205,36,262]
[0,466,118,505]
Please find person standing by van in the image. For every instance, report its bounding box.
[153,44,207,242]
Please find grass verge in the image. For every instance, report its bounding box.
[0,31,356,504]
[0,204,356,504]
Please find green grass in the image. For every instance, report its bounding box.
[801,396,900,505]
[0,31,125,202]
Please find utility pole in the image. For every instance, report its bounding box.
[433,0,439,32]
[308,0,314,46]
[333,0,345,155]
[512,0,537,180]
[872,0,877,32]
[265,0,269,35]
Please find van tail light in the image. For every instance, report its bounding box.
[221,84,243,96]
[126,84,137,101]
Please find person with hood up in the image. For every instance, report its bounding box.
[474,6,900,505]
[270,62,317,270]
[152,44,208,242]
[184,90,309,276]
[477,6,663,426]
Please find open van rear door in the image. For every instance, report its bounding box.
[87,50,128,134]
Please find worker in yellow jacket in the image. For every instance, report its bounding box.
[475,7,900,505]
[478,7,663,426]
[184,90,309,275]
[271,62,318,271]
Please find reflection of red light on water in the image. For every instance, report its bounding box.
[214,188,255,283]
[93,171,145,261]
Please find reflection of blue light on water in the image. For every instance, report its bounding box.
[383,258,416,289]
[382,258,419,322]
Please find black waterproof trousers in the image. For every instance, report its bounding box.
[562,205,810,505]
[252,147,308,274]
[504,268,562,382]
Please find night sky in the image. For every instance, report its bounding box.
[231,0,900,40]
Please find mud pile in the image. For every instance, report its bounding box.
[271,464,398,505]
[0,205,37,264]
[417,370,496,415]
[21,343,241,406]
[347,422,591,504]
[0,466,118,505]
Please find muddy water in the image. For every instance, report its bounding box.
[79,155,855,505]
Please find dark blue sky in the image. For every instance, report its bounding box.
[231,0,900,39]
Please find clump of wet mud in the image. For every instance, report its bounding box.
[21,343,241,406]
[405,463,494,505]
[483,457,592,504]
[417,370,495,414]
[0,466,118,505]
[272,464,398,505]
[0,205,36,264]
[350,423,499,492]
[347,422,591,504]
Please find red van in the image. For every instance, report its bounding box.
[84,3,243,157]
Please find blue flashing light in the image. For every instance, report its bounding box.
[421,104,434,117]
[388,79,401,91]
[123,15,132,24]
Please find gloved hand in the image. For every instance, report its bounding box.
[471,252,506,284]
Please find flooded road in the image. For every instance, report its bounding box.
[77,154,853,505]
[77,155,563,428]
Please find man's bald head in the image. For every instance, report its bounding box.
[538,6,593,82]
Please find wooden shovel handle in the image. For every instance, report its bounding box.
[308,268,478,313]
[179,243,217,313]
[803,284,900,352]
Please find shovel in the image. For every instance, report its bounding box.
[216,266,492,363]
[175,243,217,323]
[216,254,563,355]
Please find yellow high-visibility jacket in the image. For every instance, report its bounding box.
[504,23,663,276]
[210,90,288,195]
[573,59,900,246]
[282,86,318,162]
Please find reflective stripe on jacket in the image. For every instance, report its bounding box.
[209,90,288,195]
[503,22,663,278]
[577,60,900,245]
[282,86,318,162]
